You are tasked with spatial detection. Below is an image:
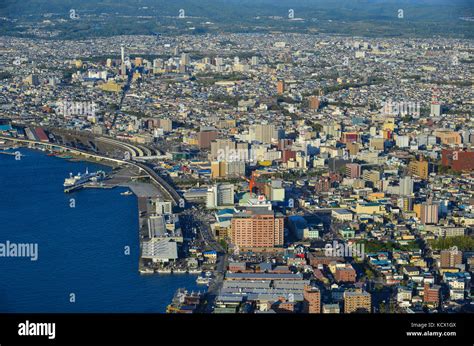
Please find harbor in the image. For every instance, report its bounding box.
[1,136,216,311]
[0,147,203,312]
[51,147,214,281]
[63,168,107,193]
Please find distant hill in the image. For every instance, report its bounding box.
[0,0,472,39]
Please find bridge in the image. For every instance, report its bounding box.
[132,161,181,205]
[0,135,181,205]
[11,126,160,159]
[134,155,172,161]
[0,135,128,164]
[96,136,144,158]
[95,137,160,158]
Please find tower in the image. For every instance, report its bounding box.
[430,87,441,117]
[120,45,126,76]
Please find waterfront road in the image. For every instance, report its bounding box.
[0,135,181,205]
[204,252,228,313]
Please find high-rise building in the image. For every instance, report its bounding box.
[398,196,414,212]
[148,199,173,215]
[396,135,410,148]
[215,57,223,66]
[362,170,381,187]
[120,45,126,76]
[430,102,441,117]
[181,52,190,66]
[268,179,285,202]
[345,163,361,179]
[323,122,342,138]
[440,249,463,268]
[399,176,414,196]
[250,124,283,144]
[24,74,40,86]
[153,58,164,74]
[225,161,245,177]
[343,289,371,313]
[206,184,235,209]
[211,161,224,178]
[211,138,236,160]
[408,157,432,180]
[277,80,285,94]
[198,130,219,149]
[303,285,321,313]
[211,160,245,178]
[414,202,439,225]
[142,238,178,262]
[308,96,320,110]
[231,209,284,248]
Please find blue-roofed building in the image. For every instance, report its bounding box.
[0,119,12,132]
[198,169,211,175]
[215,208,236,224]
[203,250,217,263]
[444,271,471,282]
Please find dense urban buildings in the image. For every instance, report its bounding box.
[0,0,473,319]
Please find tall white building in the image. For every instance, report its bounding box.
[430,103,441,117]
[147,199,173,216]
[395,135,410,148]
[181,53,190,66]
[142,238,178,263]
[399,176,414,196]
[207,183,235,209]
[249,124,283,144]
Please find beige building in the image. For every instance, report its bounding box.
[344,289,371,313]
[231,209,284,248]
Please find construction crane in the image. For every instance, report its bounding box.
[240,170,260,197]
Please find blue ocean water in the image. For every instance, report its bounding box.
[0,148,202,312]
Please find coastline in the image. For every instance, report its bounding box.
[0,145,204,312]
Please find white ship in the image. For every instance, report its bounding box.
[63,168,106,191]
[196,276,212,285]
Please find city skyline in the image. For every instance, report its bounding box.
[0,0,472,344]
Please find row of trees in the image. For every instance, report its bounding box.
[428,236,474,251]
